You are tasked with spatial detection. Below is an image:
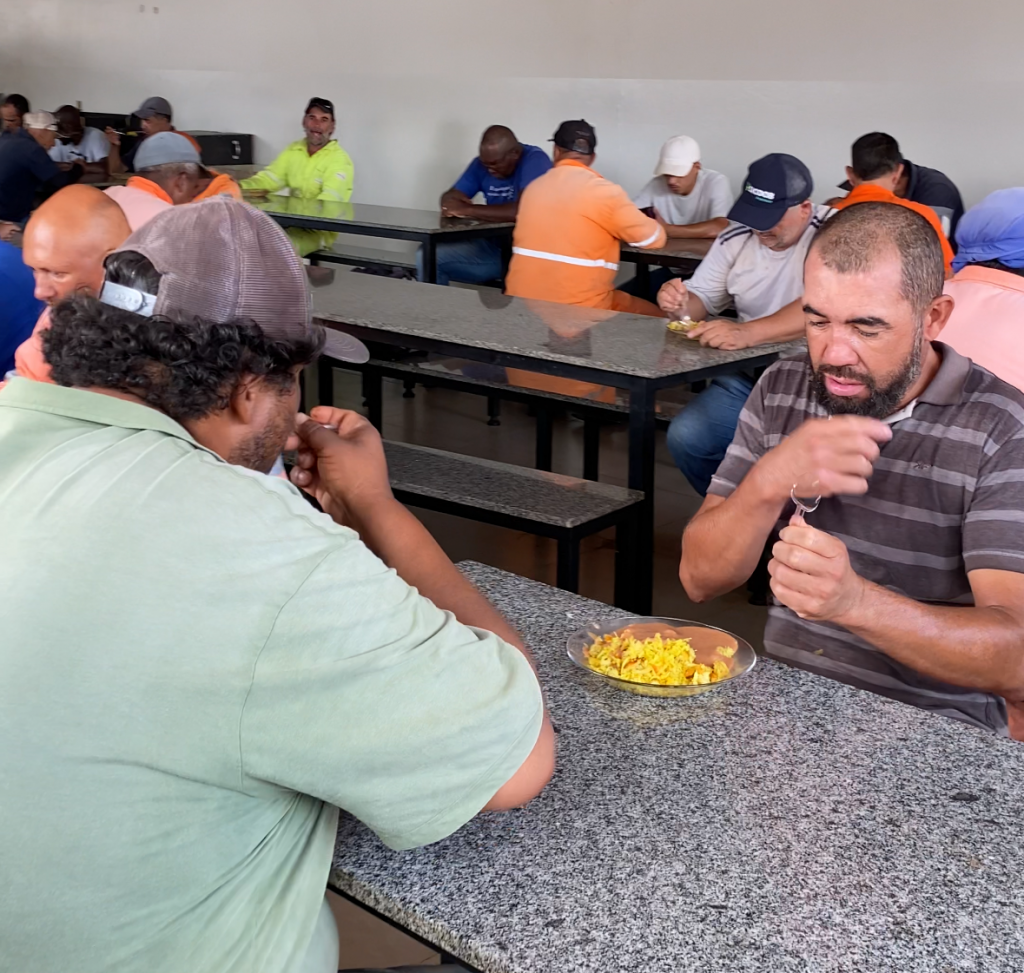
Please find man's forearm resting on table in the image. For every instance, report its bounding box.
[741,299,805,345]
[680,482,785,602]
[834,576,1024,701]
[664,217,729,240]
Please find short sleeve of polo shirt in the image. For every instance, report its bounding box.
[453,158,485,199]
[707,367,772,497]
[239,537,544,851]
[963,417,1024,576]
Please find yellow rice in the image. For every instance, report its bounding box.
[584,632,731,686]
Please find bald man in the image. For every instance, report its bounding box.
[419,125,551,286]
[9,185,130,385]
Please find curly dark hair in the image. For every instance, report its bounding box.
[43,251,324,422]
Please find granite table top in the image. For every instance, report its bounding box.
[312,272,803,383]
[249,197,514,235]
[331,562,1024,973]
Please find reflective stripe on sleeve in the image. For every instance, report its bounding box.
[511,247,618,271]
[629,228,662,248]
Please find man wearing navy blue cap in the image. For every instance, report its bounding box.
[657,153,834,496]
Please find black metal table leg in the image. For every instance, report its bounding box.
[634,261,651,299]
[487,395,502,426]
[583,418,601,481]
[556,536,581,593]
[363,365,383,430]
[318,358,334,407]
[424,236,438,284]
[625,379,657,614]
[535,408,553,471]
[614,506,641,609]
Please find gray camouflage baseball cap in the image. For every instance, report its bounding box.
[110,197,369,363]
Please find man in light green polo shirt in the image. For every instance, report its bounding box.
[0,199,554,973]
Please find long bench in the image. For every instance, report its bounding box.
[320,356,685,482]
[385,441,643,603]
[308,242,417,273]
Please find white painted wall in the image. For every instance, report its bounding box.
[3,0,1021,212]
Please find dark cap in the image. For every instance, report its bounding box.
[106,198,368,363]
[134,96,173,119]
[727,153,814,232]
[304,97,335,119]
[551,119,596,154]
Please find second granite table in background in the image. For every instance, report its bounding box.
[312,271,802,612]
[331,562,1024,973]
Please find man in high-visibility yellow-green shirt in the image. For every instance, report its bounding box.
[241,97,354,256]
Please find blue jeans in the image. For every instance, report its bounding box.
[666,372,756,496]
[417,238,503,286]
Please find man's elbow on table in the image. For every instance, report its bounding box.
[483,715,556,811]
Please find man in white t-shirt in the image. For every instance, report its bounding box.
[657,153,833,495]
[624,135,733,301]
[49,106,109,177]
[634,136,733,237]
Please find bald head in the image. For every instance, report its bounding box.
[478,125,523,179]
[23,185,131,306]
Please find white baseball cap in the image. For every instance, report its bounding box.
[23,111,58,132]
[654,135,701,178]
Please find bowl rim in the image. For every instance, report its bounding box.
[566,615,757,691]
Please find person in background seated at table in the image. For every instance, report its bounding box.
[0,239,43,376]
[941,188,1024,392]
[240,96,354,257]
[506,119,666,315]
[420,125,550,286]
[657,153,832,495]
[623,134,733,302]
[5,184,130,386]
[0,112,83,229]
[1,93,31,138]
[0,198,554,973]
[49,105,109,177]
[681,202,1024,739]
[106,96,202,174]
[832,135,954,276]
[835,133,965,240]
[104,132,204,231]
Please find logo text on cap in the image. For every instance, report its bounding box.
[745,183,776,202]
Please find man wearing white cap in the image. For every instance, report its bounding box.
[0,111,83,229]
[634,135,733,240]
[103,130,206,230]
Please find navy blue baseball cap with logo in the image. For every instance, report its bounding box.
[727,153,814,231]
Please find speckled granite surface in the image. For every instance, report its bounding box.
[384,442,641,528]
[331,563,1024,973]
[312,272,803,380]
[252,198,513,234]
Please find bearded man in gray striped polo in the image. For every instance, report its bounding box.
[680,201,1024,738]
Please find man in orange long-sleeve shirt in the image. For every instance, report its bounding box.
[506,120,667,315]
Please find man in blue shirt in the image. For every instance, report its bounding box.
[420,125,551,286]
[0,240,44,376]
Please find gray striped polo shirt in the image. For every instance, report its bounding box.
[709,343,1024,734]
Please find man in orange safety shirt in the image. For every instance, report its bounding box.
[506,120,667,315]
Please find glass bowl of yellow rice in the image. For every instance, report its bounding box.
[567,616,756,697]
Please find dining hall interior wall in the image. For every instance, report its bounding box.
[1,0,1020,212]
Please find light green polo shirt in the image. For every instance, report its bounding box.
[0,380,543,973]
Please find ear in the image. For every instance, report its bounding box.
[845,166,858,187]
[925,294,955,341]
[692,161,702,173]
[227,376,260,425]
